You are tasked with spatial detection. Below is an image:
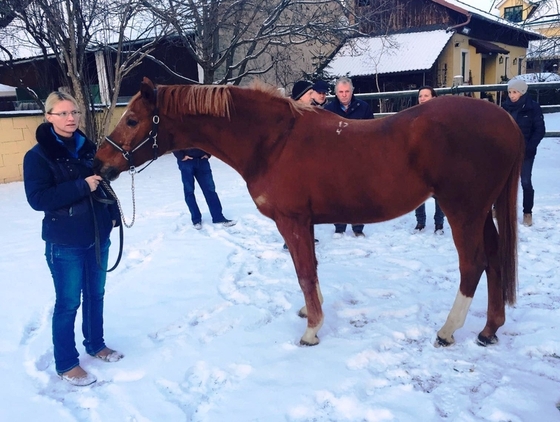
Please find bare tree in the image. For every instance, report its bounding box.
[141,0,392,85]
[0,0,169,142]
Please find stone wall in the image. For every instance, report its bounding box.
[0,113,44,183]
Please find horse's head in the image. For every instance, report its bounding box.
[93,77,160,180]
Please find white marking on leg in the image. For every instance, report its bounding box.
[298,283,323,318]
[437,291,473,344]
[300,315,323,346]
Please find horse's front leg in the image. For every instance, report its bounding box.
[277,219,323,346]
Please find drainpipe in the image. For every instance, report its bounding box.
[446,13,472,33]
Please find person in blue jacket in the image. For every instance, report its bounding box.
[502,78,546,227]
[23,91,123,386]
[324,76,374,238]
[173,148,235,229]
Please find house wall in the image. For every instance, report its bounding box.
[438,34,526,87]
[0,106,126,184]
[496,0,531,20]
[496,0,560,37]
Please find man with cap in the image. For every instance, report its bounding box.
[311,80,329,107]
[291,80,314,105]
[502,77,545,227]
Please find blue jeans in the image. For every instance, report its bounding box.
[521,153,536,214]
[45,240,109,374]
[334,223,364,233]
[415,198,444,226]
[178,158,226,224]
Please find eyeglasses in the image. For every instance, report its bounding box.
[47,110,82,118]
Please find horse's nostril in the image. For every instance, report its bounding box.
[107,169,120,181]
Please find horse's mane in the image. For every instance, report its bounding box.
[155,81,307,120]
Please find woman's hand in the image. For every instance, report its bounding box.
[85,175,103,192]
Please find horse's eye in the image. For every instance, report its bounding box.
[126,118,138,127]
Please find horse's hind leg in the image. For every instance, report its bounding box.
[298,284,323,318]
[436,217,487,347]
[477,213,505,346]
[277,219,323,346]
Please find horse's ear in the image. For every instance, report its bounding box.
[139,77,156,105]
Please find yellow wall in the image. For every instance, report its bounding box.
[496,0,559,36]
[0,106,126,184]
[496,0,532,19]
[0,113,44,184]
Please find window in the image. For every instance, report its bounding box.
[504,6,523,23]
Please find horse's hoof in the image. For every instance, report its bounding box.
[435,335,454,347]
[476,333,498,347]
[300,336,319,346]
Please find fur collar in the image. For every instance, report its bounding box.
[35,122,95,160]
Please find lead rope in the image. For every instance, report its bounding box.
[101,171,136,228]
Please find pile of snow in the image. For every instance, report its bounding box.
[511,72,560,83]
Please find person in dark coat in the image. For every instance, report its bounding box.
[311,80,329,107]
[23,91,123,386]
[291,80,314,104]
[324,76,374,238]
[502,78,546,226]
[413,86,445,234]
[173,148,235,229]
[283,80,319,250]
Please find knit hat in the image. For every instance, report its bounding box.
[291,80,313,100]
[312,80,330,94]
[507,78,528,95]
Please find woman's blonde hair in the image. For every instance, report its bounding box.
[44,91,79,114]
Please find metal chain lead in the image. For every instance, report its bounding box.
[102,172,136,228]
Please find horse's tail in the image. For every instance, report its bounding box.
[495,149,522,305]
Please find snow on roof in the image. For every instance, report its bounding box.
[527,37,560,59]
[511,72,560,82]
[524,0,560,26]
[0,84,17,98]
[325,30,453,77]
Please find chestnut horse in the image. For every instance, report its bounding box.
[94,77,524,348]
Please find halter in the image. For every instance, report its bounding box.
[94,93,161,272]
[103,106,160,175]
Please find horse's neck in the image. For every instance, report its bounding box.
[173,95,294,180]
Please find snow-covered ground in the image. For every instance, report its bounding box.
[1,115,559,421]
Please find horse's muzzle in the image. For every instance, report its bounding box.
[93,158,121,181]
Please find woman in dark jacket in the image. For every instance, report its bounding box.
[23,91,123,386]
[502,79,546,226]
[413,86,445,234]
